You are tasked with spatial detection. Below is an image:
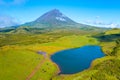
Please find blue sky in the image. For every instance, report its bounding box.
[0,0,120,28]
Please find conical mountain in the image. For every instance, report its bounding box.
[23,9,78,28]
[35,9,77,25]
[0,9,108,33]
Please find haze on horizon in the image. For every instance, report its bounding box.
[0,0,120,28]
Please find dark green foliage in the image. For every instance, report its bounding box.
[111,39,120,56]
[12,27,49,34]
[0,33,62,47]
[0,28,15,32]
[94,34,120,42]
[116,39,120,44]
[92,59,120,80]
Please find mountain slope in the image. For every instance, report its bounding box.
[35,9,77,25]
[23,9,78,28]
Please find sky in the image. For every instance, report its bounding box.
[0,0,120,28]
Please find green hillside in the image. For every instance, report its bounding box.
[0,28,120,80]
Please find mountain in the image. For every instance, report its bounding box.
[22,9,80,28]
[0,9,109,33]
[35,9,77,25]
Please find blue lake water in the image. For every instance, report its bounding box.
[51,45,105,74]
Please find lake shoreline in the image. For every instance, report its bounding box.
[50,57,61,75]
[50,45,105,75]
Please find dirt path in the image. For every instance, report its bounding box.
[26,54,46,80]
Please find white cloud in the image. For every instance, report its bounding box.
[85,20,120,28]
[0,15,20,28]
[104,23,120,28]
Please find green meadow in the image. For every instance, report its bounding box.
[0,29,120,80]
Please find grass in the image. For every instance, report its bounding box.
[0,28,120,80]
[0,34,100,80]
[0,48,44,80]
[40,35,99,48]
[105,28,120,35]
[0,46,60,80]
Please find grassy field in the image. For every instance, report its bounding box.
[0,45,60,80]
[0,48,43,80]
[0,29,120,80]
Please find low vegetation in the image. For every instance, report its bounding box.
[0,28,120,80]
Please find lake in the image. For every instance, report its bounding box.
[51,45,105,74]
